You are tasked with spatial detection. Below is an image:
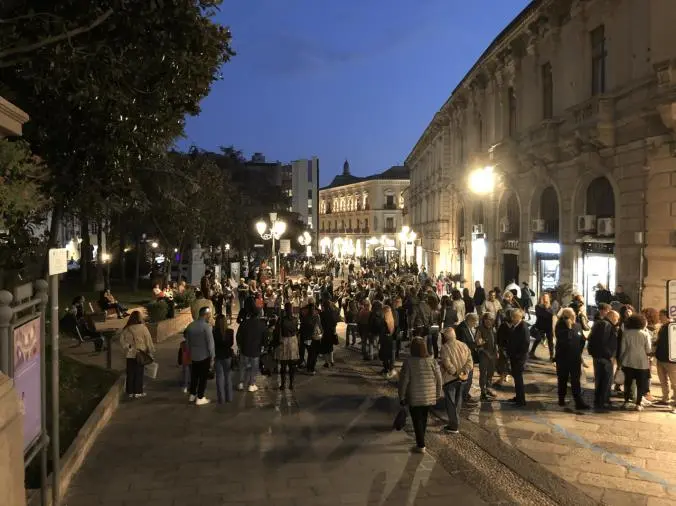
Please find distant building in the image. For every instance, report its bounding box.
[283,157,319,251]
[319,161,409,260]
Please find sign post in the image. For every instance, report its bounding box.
[48,248,67,506]
[668,280,676,320]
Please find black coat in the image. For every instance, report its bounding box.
[236,317,268,358]
[503,321,530,363]
[214,326,234,360]
[587,318,617,360]
[456,321,478,361]
[534,305,554,333]
[554,321,585,364]
[473,287,486,308]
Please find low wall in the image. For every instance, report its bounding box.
[0,373,26,506]
[148,309,191,343]
[27,376,125,506]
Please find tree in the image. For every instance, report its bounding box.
[0,0,235,273]
[0,138,49,285]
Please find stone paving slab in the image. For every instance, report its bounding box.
[63,331,550,506]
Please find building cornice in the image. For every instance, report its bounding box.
[319,178,410,196]
[0,96,29,137]
[406,0,566,166]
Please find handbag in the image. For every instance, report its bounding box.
[145,362,159,379]
[613,367,625,385]
[136,349,154,366]
[393,406,407,431]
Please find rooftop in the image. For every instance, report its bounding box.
[320,164,409,191]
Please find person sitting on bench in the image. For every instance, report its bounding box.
[99,289,129,319]
[64,297,104,351]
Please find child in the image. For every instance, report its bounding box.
[177,336,192,393]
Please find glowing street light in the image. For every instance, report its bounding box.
[255,213,286,279]
[150,241,159,249]
[468,165,496,195]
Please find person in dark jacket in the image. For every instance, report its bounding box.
[301,302,323,374]
[320,296,339,368]
[455,313,480,405]
[472,281,486,310]
[554,308,590,410]
[274,303,300,390]
[236,298,268,392]
[587,310,619,410]
[462,288,475,315]
[530,294,555,361]
[440,296,458,329]
[502,309,530,407]
[655,310,676,411]
[213,314,234,403]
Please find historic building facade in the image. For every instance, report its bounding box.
[406,0,676,308]
[319,161,409,259]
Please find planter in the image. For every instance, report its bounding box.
[148,310,192,343]
[27,376,125,506]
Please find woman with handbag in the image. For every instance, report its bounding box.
[119,311,155,399]
[274,303,300,390]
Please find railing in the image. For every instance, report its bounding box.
[361,228,369,233]
[383,203,397,210]
[384,227,396,233]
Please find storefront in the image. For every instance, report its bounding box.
[578,241,616,305]
[533,242,561,297]
[501,239,519,288]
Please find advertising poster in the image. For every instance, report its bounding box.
[13,316,42,451]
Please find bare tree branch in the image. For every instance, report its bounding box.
[0,8,114,62]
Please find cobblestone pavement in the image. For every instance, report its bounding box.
[62,331,560,506]
[363,323,676,506]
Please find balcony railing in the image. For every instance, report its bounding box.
[384,227,396,233]
[384,203,397,210]
[361,228,369,233]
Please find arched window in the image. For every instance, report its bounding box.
[586,177,615,218]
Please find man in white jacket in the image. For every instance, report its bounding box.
[439,327,473,434]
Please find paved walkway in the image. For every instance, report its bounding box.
[62,334,555,505]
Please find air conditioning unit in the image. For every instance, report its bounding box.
[499,222,511,234]
[472,224,484,235]
[577,215,597,233]
[531,219,546,233]
[597,217,615,236]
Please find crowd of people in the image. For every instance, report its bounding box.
[118,257,676,455]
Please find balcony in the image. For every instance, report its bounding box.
[565,95,616,148]
[361,228,369,234]
[383,203,397,210]
[384,227,397,233]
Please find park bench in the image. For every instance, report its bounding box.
[88,301,117,322]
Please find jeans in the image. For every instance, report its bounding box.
[462,369,474,399]
[280,360,296,387]
[190,358,211,399]
[307,341,321,372]
[443,381,464,431]
[427,327,440,359]
[510,359,526,404]
[530,328,554,358]
[181,364,191,389]
[623,367,650,406]
[478,353,496,394]
[215,358,233,403]
[125,358,144,395]
[592,358,613,407]
[408,405,430,448]
[346,324,358,347]
[239,356,259,387]
[362,332,374,359]
[556,359,582,402]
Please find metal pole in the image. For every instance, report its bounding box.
[49,275,61,506]
[272,233,277,281]
[0,290,13,375]
[638,244,645,310]
[35,280,49,506]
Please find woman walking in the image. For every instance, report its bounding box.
[119,311,155,399]
[531,293,555,362]
[275,302,300,390]
[439,327,473,434]
[398,337,443,453]
[619,314,653,411]
[213,314,234,403]
[554,308,589,409]
[302,302,323,374]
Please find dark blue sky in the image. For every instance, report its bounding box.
[180,0,531,186]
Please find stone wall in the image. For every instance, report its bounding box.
[0,373,26,506]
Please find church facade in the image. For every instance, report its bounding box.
[405,0,676,309]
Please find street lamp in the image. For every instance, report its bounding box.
[102,253,112,289]
[468,165,496,195]
[298,231,312,257]
[151,241,159,249]
[224,243,231,279]
[255,212,286,280]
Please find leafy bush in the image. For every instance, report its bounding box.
[174,287,196,310]
[145,300,168,322]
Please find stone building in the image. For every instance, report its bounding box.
[406,0,676,308]
[319,161,409,259]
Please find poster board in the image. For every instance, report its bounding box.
[13,316,42,451]
[668,280,676,320]
[669,323,676,362]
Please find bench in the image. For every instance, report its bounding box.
[88,302,117,322]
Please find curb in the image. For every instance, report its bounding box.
[27,375,126,506]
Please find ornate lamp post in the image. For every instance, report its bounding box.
[255,212,286,280]
[298,231,312,256]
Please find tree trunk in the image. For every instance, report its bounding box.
[94,217,104,291]
[133,234,141,292]
[119,214,126,284]
[80,214,90,286]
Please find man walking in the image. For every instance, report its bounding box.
[184,306,216,405]
[587,310,619,411]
